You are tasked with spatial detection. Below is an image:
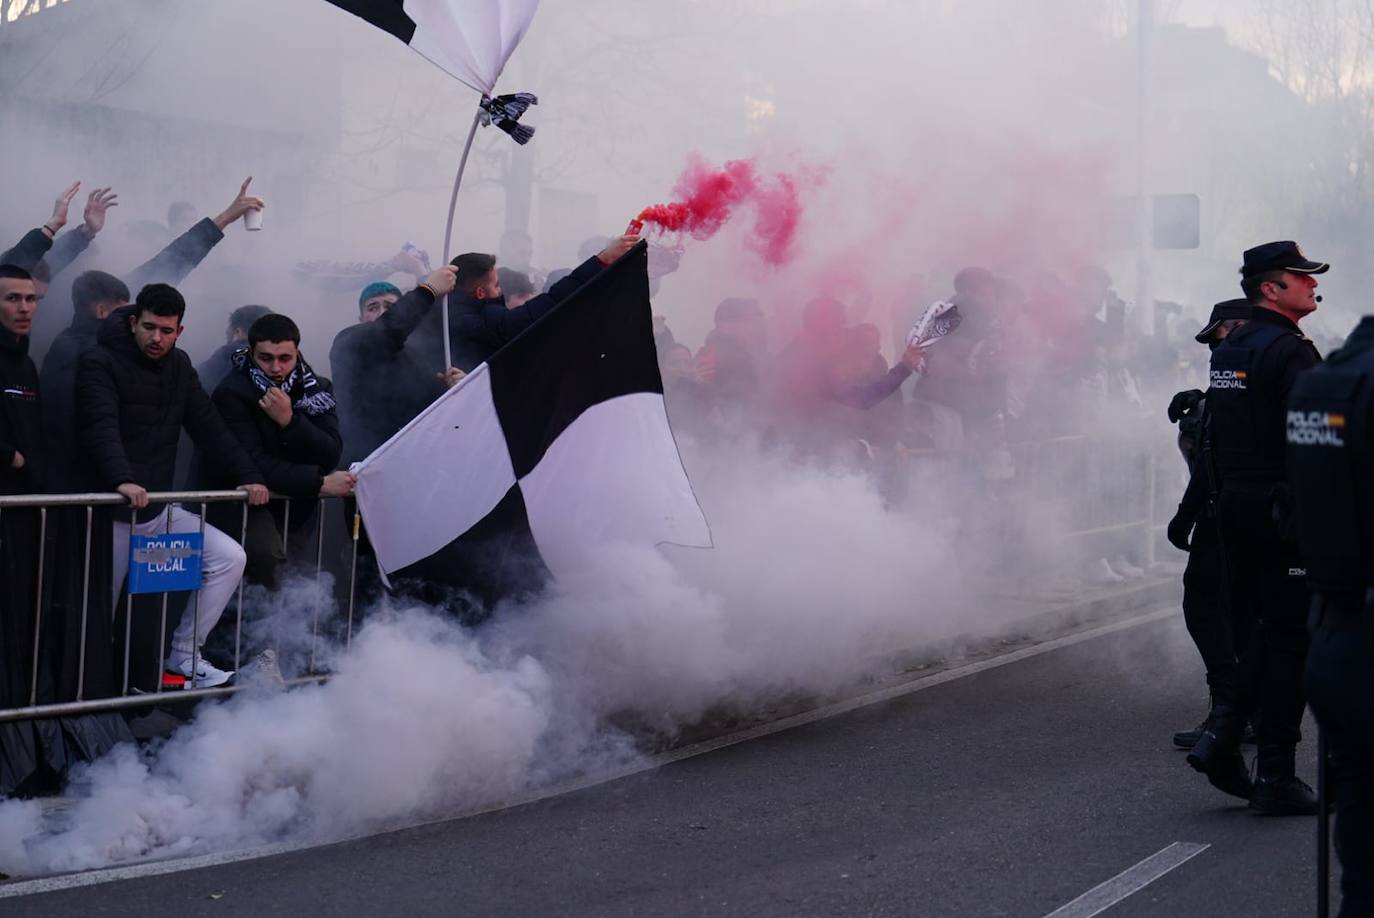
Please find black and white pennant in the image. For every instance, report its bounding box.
[322,0,540,97]
[353,243,712,600]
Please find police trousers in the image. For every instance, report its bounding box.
[1217,485,1310,749]
[1306,592,1374,918]
[1182,519,1253,700]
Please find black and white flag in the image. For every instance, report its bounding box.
[353,242,712,596]
[322,0,540,96]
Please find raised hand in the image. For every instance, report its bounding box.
[421,265,458,298]
[213,176,266,231]
[45,181,81,236]
[597,234,639,265]
[81,187,119,237]
[899,342,929,373]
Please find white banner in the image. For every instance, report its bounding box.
[404,0,540,96]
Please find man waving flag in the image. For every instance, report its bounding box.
[352,243,712,606]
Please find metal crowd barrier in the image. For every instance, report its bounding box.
[895,429,1176,573]
[0,432,1180,727]
[0,490,364,724]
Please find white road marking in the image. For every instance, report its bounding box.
[1043,841,1211,918]
[0,604,1179,899]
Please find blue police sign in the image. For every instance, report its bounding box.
[127,533,204,594]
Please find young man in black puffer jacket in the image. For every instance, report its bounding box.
[41,176,266,494]
[76,284,269,687]
[0,265,50,795]
[0,264,134,795]
[201,313,353,587]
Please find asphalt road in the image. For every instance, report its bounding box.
[4,609,1329,917]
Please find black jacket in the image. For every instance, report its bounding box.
[38,314,100,492]
[1245,308,1323,404]
[122,218,224,293]
[196,341,238,393]
[39,219,226,493]
[203,367,342,501]
[330,285,444,465]
[0,329,44,495]
[76,305,262,513]
[1,226,93,279]
[416,255,605,373]
[1208,308,1322,483]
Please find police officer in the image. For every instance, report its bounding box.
[1288,316,1374,913]
[1166,299,1255,749]
[1187,241,1323,814]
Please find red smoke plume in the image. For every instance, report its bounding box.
[635,155,810,267]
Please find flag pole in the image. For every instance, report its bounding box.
[440,107,484,372]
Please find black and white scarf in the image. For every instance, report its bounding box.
[231,346,337,416]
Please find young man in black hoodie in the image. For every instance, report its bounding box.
[39,270,130,492]
[204,313,351,587]
[0,265,55,793]
[0,264,133,794]
[77,284,269,688]
[0,266,43,489]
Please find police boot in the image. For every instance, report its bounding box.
[1248,745,1319,816]
[1186,706,1253,800]
[1173,688,1219,749]
[1172,713,1210,750]
[1175,715,1253,749]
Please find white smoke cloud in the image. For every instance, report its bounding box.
[2,609,555,874]
[0,439,1039,877]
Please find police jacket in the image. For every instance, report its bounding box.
[0,328,44,495]
[76,305,262,515]
[418,255,605,374]
[329,285,443,466]
[1207,307,1321,483]
[1287,316,1374,593]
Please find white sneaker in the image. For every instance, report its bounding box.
[165,654,235,688]
[1083,557,1127,586]
[1110,555,1147,579]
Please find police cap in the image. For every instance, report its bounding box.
[1240,241,1329,278]
[1195,298,1252,343]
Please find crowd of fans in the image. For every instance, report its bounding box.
[653,262,1189,467]
[0,178,648,795]
[0,174,1207,796]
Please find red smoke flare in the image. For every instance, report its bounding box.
[635,155,809,267]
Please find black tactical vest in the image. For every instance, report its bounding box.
[1207,321,1296,481]
[1286,344,1374,592]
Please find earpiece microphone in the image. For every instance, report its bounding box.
[1268,278,1321,302]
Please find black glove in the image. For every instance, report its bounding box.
[1167,507,1194,552]
[1271,483,1298,547]
[1168,389,1204,424]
